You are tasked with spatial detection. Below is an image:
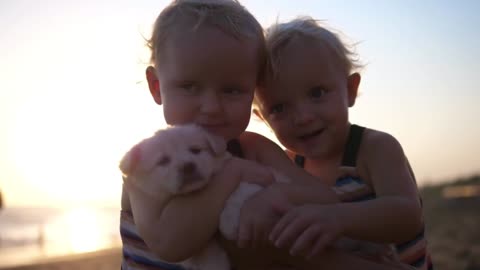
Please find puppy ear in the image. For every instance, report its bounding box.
[205,132,227,156]
[119,144,142,176]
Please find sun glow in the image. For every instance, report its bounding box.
[40,207,120,254]
[64,207,106,252]
[8,82,157,206]
[10,99,114,204]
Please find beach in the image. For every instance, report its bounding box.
[1,177,479,270]
[0,207,122,270]
[421,177,480,270]
[0,248,122,270]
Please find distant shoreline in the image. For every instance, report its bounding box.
[0,206,121,269]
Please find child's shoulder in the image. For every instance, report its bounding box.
[360,127,407,162]
[238,131,277,149]
[237,131,285,162]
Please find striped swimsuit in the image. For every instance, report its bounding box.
[120,139,244,270]
[294,124,433,270]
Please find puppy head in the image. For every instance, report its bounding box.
[120,124,230,196]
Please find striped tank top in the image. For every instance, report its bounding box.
[120,139,244,270]
[294,124,433,270]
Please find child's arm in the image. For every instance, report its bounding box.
[236,132,341,247]
[128,169,235,262]
[240,131,339,204]
[334,131,423,243]
[220,236,409,270]
[270,131,423,253]
[294,249,411,270]
[128,157,275,262]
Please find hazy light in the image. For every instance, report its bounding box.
[64,207,105,253]
[443,185,480,199]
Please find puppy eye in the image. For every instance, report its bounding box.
[189,147,202,154]
[157,156,170,166]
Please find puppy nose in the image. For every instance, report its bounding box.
[181,162,196,174]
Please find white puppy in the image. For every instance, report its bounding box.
[119,124,281,270]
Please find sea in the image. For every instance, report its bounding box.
[0,206,122,267]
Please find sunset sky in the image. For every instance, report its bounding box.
[1,0,479,207]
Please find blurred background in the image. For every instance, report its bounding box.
[1,1,479,269]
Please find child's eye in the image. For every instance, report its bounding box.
[310,87,328,98]
[270,104,285,114]
[189,146,202,154]
[223,87,242,95]
[179,83,198,93]
[157,156,171,166]
[180,83,193,89]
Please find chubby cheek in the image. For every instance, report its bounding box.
[269,122,294,147]
[236,110,252,131]
[227,104,252,135]
[278,137,299,153]
[163,103,195,125]
[328,106,349,132]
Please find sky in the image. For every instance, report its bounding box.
[1,0,479,208]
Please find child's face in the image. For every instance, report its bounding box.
[147,25,259,140]
[256,39,359,159]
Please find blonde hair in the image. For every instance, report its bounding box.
[264,16,362,78]
[147,0,265,71]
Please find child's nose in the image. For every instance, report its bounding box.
[201,92,222,114]
[293,108,314,126]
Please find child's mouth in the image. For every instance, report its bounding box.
[200,122,227,128]
[298,129,324,141]
[200,123,227,131]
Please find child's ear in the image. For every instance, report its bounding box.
[146,66,162,105]
[347,73,361,107]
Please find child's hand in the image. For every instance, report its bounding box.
[269,204,343,259]
[237,184,292,249]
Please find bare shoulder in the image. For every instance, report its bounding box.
[357,128,409,185]
[237,132,301,177]
[360,128,406,160]
[238,131,284,162]
[359,128,419,199]
[238,131,275,147]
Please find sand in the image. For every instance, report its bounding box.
[2,179,479,270]
[0,248,122,270]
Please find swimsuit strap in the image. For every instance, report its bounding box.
[341,124,365,167]
[294,124,365,168]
